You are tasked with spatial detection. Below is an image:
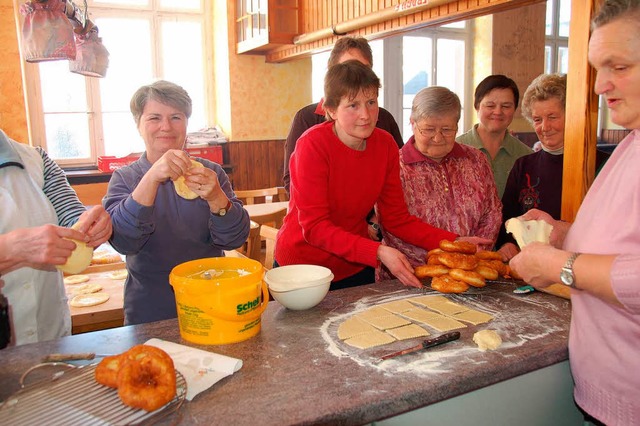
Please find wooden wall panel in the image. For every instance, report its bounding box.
[227,140,286,191]
[267,0,543,63]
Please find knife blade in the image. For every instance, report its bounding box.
[379,331,461,361]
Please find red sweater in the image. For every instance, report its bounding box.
[275,121,456,281]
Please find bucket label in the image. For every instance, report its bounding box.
[237,296,261,315]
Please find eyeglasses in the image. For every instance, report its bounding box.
[415,124,457,139]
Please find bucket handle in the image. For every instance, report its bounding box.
[205,280,269,322]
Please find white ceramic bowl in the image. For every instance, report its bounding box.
[264,265,333,310]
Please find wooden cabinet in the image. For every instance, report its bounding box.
[236,0,299,54]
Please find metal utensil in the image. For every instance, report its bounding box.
[41,353,112,363]
[378,331,461,362]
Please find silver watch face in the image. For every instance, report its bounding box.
[560,268,574,286]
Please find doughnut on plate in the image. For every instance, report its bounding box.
[0,363,186,424]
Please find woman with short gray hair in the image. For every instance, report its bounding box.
[103,80,250,325]
[377,86,501,281]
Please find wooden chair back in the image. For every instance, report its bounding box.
[237,221,261,261]
[259,224,278,269]
[235,187,288,205]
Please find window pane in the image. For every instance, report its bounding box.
[44,113,90,160]
[40,61,87,112]
[311,50,330,102]
[436,39,464,104]
[544,45,552,74]
[558,0,571,38]
[94,17,153,156]
[370,39,384,107]
[437,38,465,135]
[558,46,569,74]
[545,0,554,36]
[402,36,432,138]
[94,17,153,111]
[160,0,201,10]
[102,112,145,157]
[161,19,207,131]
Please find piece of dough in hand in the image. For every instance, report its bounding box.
[473,329,502,351]
[57,224,94,275]
[505,218,553,249]
[173,160,204,200]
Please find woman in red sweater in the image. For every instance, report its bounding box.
[276,60,487,289]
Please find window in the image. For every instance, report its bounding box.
[545,0,570,74]
[24,0,211,166]
[310,24,470,142]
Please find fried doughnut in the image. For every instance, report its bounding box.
[426,247,444,260]
[479,259,508,276]
[449,268,486,288]
[415,264,450,278]
[439,239,477,254]
[437,252,479,271]
[431,275,469,294]
[476,250,504,261]
[117,345,176,412]
[427,255,444,265]
[95,354,123,388]
[475,265,499,280]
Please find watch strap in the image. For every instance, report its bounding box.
[561,252,581,287]
[213,199,232,216]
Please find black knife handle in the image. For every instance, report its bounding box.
[422,331,461,349]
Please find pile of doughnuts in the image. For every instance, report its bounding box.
[414,240,520,294]
[95,344,177,412]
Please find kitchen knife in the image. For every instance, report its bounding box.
[42,353,112,362]
[379,331,461,361]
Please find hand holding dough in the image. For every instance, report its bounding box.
[505,218,553,249]
[56,223,94,274]
[173,160,204,199]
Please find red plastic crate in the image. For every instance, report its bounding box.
[186,146,223,164]
[97,153,141,172]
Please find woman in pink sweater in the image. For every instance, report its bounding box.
[276,60,487,289]
[509,1,640,424]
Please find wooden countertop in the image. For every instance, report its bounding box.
[0,280,572,424]
[65,267,126,334]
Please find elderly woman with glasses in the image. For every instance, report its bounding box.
[377,86,502,281]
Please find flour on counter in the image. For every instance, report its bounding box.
[320,286,569,376]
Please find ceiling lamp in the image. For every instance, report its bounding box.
[69,28,109,78]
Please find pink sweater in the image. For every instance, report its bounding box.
[564,129,640,425]
[276,121,456,281]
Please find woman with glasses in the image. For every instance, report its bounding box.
[377,87,502,280]
[276,61,489,290]
[457,74,532,198]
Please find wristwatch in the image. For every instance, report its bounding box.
[213,200,232,217]
[560,252,581,288]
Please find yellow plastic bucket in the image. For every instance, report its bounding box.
[169,257,268,345]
